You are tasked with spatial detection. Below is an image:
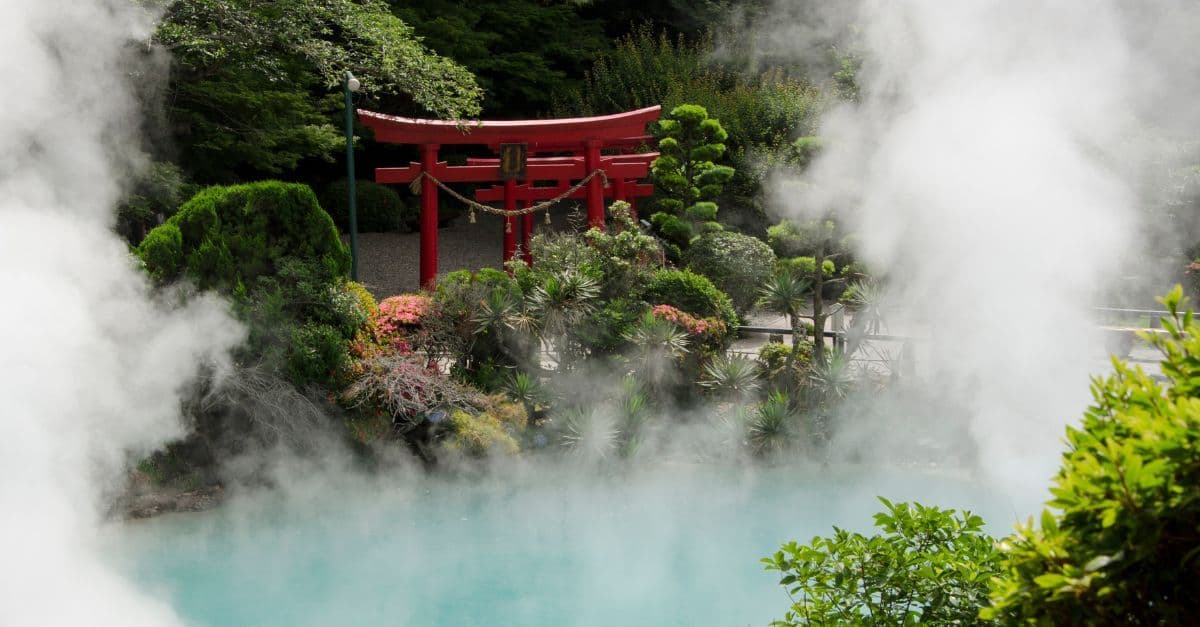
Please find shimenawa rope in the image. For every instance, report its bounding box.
[408,169,609,231]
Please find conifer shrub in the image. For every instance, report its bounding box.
[137,181,349,291]
[137,223,184,282]
[778,256,836,279]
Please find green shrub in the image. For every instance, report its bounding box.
[579,298,644,355]
[345,281,378,317]
[286,322,351,388]
[445,401,524,457]
[319,179,414,233]
[643,269,738,329]
[137,223,184,282]
[758,340,812,380]
[765,499,1002,626]
[137,181,350,291]
[983,286,1200,624]
[650,211,693,249]
[237,259,367,389]
[683,230,776,315]
[779,256,836,279]
[766,220,829,258]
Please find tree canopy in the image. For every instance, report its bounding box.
[152,0,482,182]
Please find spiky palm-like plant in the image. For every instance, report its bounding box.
[746,390,798,457]
[559,407,618,460]
[529,270,600,367]
[504,371,546,423]
[759,271,813,371]
[700,352,761,399]
[809,354,854,404]
[623,312,690,385]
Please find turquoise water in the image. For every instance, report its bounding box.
[113,465,1016,626]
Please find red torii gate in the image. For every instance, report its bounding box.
[358,105,661,287]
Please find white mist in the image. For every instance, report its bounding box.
[0,1,240,624]
[760,0,1200,507]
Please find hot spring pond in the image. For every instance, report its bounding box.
[111,465,1016,626]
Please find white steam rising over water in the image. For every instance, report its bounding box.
[760,0,1200,505]
[0,1,239,624]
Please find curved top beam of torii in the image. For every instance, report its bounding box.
[357,105,661,147]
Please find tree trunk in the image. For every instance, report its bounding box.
[786,308,802,372]
[812,238,827,368]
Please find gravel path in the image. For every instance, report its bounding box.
[349,212,506,298]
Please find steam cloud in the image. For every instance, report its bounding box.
[756,0,1200,506]
[0,1,240,624]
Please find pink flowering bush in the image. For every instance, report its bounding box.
[372,294,430,352]
[651,304,727,342]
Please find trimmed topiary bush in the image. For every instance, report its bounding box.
[137,181,350,291]
[643,269,738,329]
[319,179,415,233]
[767,219,829,258]
[650,211,693,249]
[683,230,776,315]
[779,256,836,279]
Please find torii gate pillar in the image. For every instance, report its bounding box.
[420,144,440,288]
[585,140,604,228]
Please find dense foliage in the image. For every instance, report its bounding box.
[319,180,415,233]
[152,0,482,182]
[983,287,1200,624]
[764,499,1002,626]
[559,26,824,234]
[388,1,607,117]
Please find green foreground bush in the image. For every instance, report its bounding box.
[764,499,1001,626]
[984,286,1200,624]
[138,181,359,389]
[766,287,1200,625]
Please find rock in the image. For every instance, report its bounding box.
[125,484,225,519]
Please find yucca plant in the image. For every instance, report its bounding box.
[623,312,691,385]
[529,270,600,367]
[700,352,761,399]
[809,354,854,404]
[759,270,813,371]
[504,371,546,423]
[615,377,652,458]
[559,406,618,460]
[842,279,887,357]
[746,390,798,457]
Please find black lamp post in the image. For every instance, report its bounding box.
[344,71,361,280]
